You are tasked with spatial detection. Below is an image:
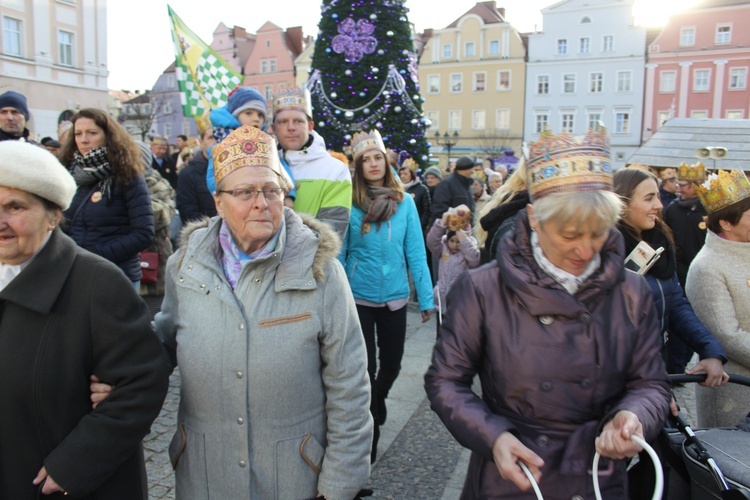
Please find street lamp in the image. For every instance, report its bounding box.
[434,130,459,164]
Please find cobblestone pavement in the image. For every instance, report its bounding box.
[143,303,702,499]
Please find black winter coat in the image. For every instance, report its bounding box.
[0,230,170,499]
[64,174,154,282]
[152,155,178,190]
[431,172,475,220]
[406,181,432,233]
[663,197,707,289]
[177,153,217,224]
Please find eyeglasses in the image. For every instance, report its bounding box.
[677,182,691,189]
[217,187,285,202]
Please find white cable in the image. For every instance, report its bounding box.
[592,435,663,500]
[516,434,663,500]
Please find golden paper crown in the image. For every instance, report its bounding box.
[694,169,750,214]
[272,86,312,117]
[678,162,707,184]
[401,158,418,172]
[527,129,613,200]
[351,129,386,160]
[212,125,293,190]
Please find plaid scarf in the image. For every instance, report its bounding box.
[360,186,401,235]
[70,147,114,200]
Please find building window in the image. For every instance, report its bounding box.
[266,40,271,48]
[264,85,273,101]
[465,42,475,57]
[472,109,486,129]
[448,110,461,130]
[58,30,74,66]
[691,110,708,119]
[657,111,670,128]
[660,71,677,92]
[535,113,549,133]
[450,73,463,93]
[269,59,276,72]
[442,44,452,59]
[167,75,175,88]
[497,70,511,91]
[716,24,731,45]
[617,71,632,92]
[693,69,710,92]
[602,35,614,52]
[496,109,510,129]
[557,39,568,55]
[164,123,172,138]
[729,67,747,89]
[164,101,172,114]
[473,72,486,92]
[563,74,576,94]
[580,16,591,24]
[428,74,440,94]
[561,113,575,133]
[488,40,500,55]
[579,37,590,54]
[726,110,743,119]
[260,60,268,73]
[615,112,630,133]
[587,112,603,131]
[680,27,696,47]
[425,111,439,130]
[590,72,603,93]
[3,18,21,56]
[537,75,549,95]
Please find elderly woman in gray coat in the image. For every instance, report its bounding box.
[425,130,670,499]
[154,126,372,499]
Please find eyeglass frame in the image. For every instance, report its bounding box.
[216,187,286,202]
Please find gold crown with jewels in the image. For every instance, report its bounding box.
[694,169,750,214]
[351,129,386,161]
[272,86,312,117]
[527,128,613,201]
[678,162,707,184]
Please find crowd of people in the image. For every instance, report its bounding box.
[0,85,748,500]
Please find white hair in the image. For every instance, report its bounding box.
[531,190,622,233]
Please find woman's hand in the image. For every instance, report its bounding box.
[491,432,544,492]
[595,410,644,460]
[421,310,432,323]
[33,466,65,495]
[90,375,113,409]
[687,357,728,387]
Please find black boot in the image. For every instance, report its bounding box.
[376,392,387,426]
[371,423,379,464]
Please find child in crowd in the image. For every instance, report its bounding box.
[426,209,481,332]
[206,86,295,204]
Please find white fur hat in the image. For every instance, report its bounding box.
[0,141,77,210]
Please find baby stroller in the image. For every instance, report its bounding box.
[664,374,750,500]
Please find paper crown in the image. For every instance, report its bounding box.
[527,129,613,200]
[401,158,418,172]
[351,129,386,160]
[212,125,293,190]
[272,86,312,117]
[678,162,707,184]
[694,169,750,214]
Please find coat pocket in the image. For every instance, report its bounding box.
[169,422,209,498]
[258,312,313,329]
[275,433,324,499]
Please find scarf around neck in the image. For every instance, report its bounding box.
[531,231,601,295]
[219,218,284,289]
[359,185,401,234]
[70,147,114,199]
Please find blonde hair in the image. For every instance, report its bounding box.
[474,158,528,246]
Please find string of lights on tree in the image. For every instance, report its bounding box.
[307,0,432,167]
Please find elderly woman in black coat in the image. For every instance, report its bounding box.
[0,141,169,498]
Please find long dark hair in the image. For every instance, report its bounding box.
[58,108,142,186]
[613,168,674,247]
[351,149,403,210]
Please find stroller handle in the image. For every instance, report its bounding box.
[669,373,750,387]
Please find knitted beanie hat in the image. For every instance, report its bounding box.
[227,87,267,119]
[455,156,475,171]
[424,166,443,180]
[0,91,29,120]
[0,141,76,209]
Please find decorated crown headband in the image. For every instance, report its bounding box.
[527,128,613,201]
[694,169,750,214]
[677,162,707,184]
[272,86,312,117]
[213,125,293,190]
[351,129,386,161]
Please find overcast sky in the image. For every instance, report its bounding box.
[106,0,696,90]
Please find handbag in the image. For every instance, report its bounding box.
[139,251,159,284]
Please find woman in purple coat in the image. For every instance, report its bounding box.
[425,130,671,499]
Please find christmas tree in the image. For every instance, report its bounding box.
[307,0,431,168]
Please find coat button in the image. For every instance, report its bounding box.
[200,284,206,289]
[540,381,553,392]
[571,496,584,500]
[215,285,221,290]
[179,277,184,283]
[580,378,593,389]
[239,460,247,468]
[255,278,262,284]
[187,265,193,271]
[536,435,550,448]
[236,371,243,379]
[539,315,553,325]
[239,324,244,330]
[237,417,244,425]
[580,313,591,324]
